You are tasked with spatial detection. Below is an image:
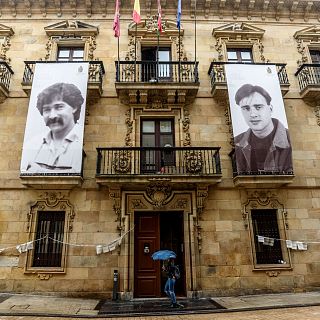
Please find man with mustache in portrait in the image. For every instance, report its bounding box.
[23,83,84,173]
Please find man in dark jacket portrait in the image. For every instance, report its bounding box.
[233,84,293,174]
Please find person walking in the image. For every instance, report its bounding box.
[162,258,183,308]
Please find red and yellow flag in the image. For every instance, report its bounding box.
[113,0,120,37]
[133,0,141,23]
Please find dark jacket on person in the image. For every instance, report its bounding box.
[234,118,293,173]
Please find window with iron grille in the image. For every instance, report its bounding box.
[33,211,65,268]
[251,209,283,264]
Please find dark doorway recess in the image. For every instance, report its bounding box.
[134,211,185,298]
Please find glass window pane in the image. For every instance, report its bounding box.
[73,49,84,58]
[58,50,70,58]
[142,135,155,147]
[142,121,155,133]
[227,51,237,60]
[160,121,171,133]
[241,51,252,60]
[158,51,170,62]
[160,136,173,147]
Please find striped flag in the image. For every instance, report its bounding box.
[113,0,120,37]
[177,0,181,29]
[157,0,162,33]
[133,0,141,23]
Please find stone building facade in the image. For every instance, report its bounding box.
[0,0,319,299]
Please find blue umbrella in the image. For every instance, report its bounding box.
[151,249,176,260]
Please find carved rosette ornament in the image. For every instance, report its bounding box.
[146,181,172,208]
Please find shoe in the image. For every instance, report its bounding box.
[170,303,184,308]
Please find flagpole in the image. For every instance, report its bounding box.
[178,27,181,83]
[194,0,197,81]
[157,29,159,82]
[134,23,137,82]
[177,0,181,83]
[117,36,120,81]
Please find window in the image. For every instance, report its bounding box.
[57,47,84,61]
[33,211,65,268]
[227,48,253,63]
[141,119,174,173]
[25,193,74,274]
[310,50,320,63]
[141,46,171,81]
[251,209,283,264]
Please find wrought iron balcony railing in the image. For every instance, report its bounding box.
[0,61,14,92]
[208,62,289,90]
[96,147,221,176]
[115,60,199,83]
[22,60,105,90]
[229,149,294,177]
[295,63,320,92]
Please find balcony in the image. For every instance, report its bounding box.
[96,146,222,189]
[229,149,294,188]
[21,61,105,98]
[208,62,290,99]
[295,64,320,106]
[0,61,14,104]
[114,60,199,105]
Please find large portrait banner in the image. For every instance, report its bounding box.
[20,63,89,175]
[225,64,293,174]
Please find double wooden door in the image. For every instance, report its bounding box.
[134,212,185,298]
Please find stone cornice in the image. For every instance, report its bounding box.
[0,0,319,21]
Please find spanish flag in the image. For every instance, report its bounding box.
[133,0,141,23]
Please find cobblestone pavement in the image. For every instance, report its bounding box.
[0,306,319,320]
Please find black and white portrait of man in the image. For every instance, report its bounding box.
[20,63,89,174]
[225,64,293,174]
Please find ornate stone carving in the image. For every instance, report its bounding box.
[224,104,234,147]
[185,150,203,174]
[27,191,74,253]
[212,23,267,62]
[182,108,191,146]
[314,107,320,126]
[125,109,133,147]
[38,273,52,280]
[43,20,98,61]
[0,24,14,64]
[172,198,188,209]
[294,26,320,66]
[146,181,172,208]
[242,190,289,230]
[266,270,281,277]
[196,185,209,217]
[113,150,132,173]
[130,199,148,209]
[109,187,122,232]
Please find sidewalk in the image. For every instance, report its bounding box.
[0,291,319,317]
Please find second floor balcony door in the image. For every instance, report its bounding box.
[141,119,174,173]
[141,47,171,82]
[310,50,320,84]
